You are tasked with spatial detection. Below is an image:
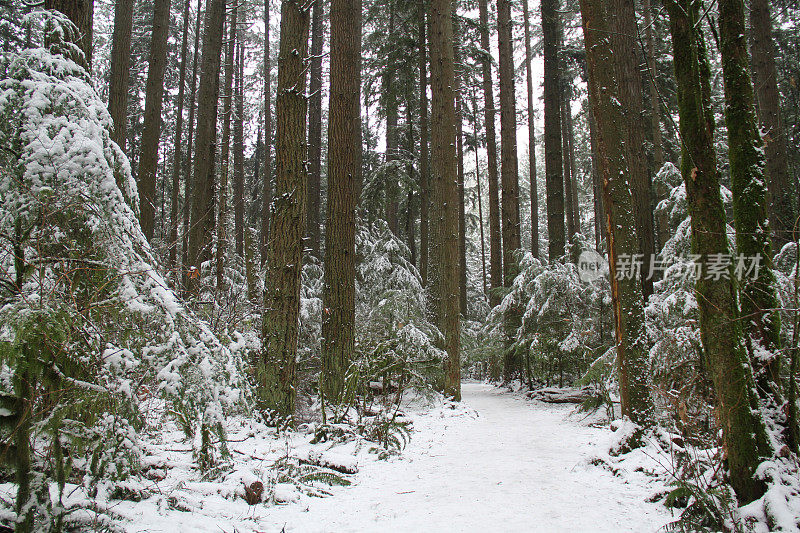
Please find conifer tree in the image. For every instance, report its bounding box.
[322,0,361,404]
[259,0,310,420]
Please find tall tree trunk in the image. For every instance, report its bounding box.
[542,0,565,261]
[181,0,203,289]
[562,88,576,240]
[307,0,324,258]
[749,0,795,249]
[642,0,664,169]
[187,0,226,295]
[136,0,172,243]
[565,88,580,236]
[108,0,133,151]
[453,17,467,317]
[580,0,655,434]
[261,0,273,264]
[666,0,771,504]
[478,0,502,306]
[384,4,400,236]
[720,0,790,439]
[321,0,361,405]
[45,0,93,68]
[233,40,246,258]
[259,0,310,420]
[498,0,523,382]
[610,0,655,300]
[472,90,488,296]
[497,0,521,284]
[169,0,192,274]
[216,5,236,291]
[418,1,430,286]
[522,0,538,259]
[406,108,418,266]
[428,0,461,401]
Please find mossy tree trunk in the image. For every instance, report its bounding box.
[666,0,772,504]
[321,0,361,405]
[107,0,132,151]
[719,0,794,446]
[307,0,324,258]
[258,0,310,422]
[417,0,430,286]
[522,0,539,259]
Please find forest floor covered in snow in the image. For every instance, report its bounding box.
[77,382,673,532]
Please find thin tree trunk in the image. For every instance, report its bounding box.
[181,0,203,289]
[417,1,430,286]
[108,0,133,151]
[453,17,467,317]
[137,0,172,243]
[187,0,226,295]
[216,5,236,291]
[749,0,795,249]
[233,40,246,258]
[666,0,771,504]
[642,0,664,169]
[307,0,324,258]
[169,0,192,275]
[428,0,461,401]
[580,0,655,434]
[321,0,361,405]
[478,0,502,306]
[472,90,488,296]
[384,4,400,236]
[562,89,576,240]
[565,89,580,236]
[522,0,538,259]
[542,0,565,261]
[259,0,310,420]
[261,0,273,264]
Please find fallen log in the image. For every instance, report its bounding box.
[526,386,597,404]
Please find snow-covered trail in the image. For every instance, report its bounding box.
[269,382,672,532]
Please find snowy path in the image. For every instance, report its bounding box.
[268,382,672,532]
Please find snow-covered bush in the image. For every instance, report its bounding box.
[0,22,245,529]
[483,235,612,388]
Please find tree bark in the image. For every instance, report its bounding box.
[542,0,565,261]
[580,0,655,434]
[453,16,467,317]
[384,4,400,236]
[642,0,664,169]
[181,0,203,290]
[472,90,488,296]
[307,0,324,258]
[497,0,521,284]
[720,0,789,436]
[187,0,226,295]
[522,0,538,259]
[428,0,461,401]
[233,40,246,258]
[169,0,192,274]
[321,0,361,405]
[259,0,310,421]
[108,0,133,151]
[417,1,430,286]
[610,0,655,300]
[562,88,576,240]
[666,0,771,504]
[261,0,273,265]
[136,0,172,243]
[216,4,236,291]
[478,0,502,306]
[749,0,795,249]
